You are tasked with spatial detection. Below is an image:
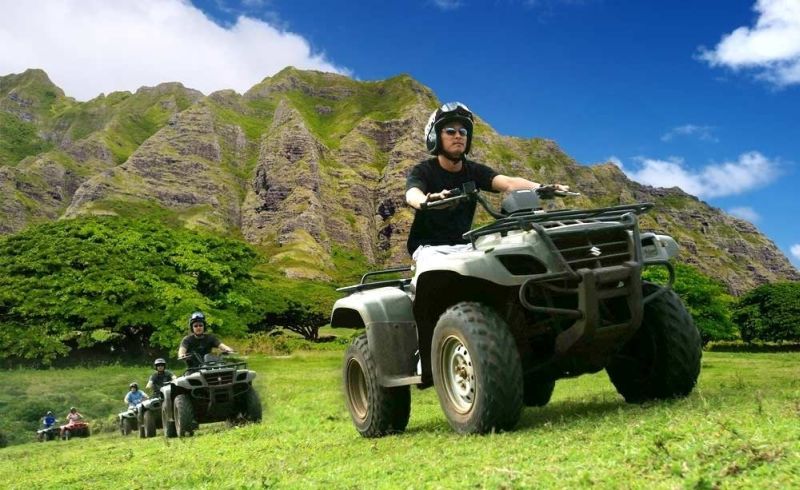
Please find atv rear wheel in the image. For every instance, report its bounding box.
[606,282,702,403]
[343,334,411,438]
[174,394,194,437]
[432,302,523,434]
[143,410,157,437]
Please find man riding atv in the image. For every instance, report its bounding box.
[406,101,570,384]
[178,311,234,368]
[332,102,701,437]
[146,358,176,396]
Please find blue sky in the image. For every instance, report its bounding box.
[1,0,798,268]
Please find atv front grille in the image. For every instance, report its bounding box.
[548,227,631,271]
[203,370,235,386]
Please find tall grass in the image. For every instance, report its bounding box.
[0,350,797,489]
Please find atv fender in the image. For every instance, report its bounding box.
[331,286,418,386]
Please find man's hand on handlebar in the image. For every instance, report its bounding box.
[535,184,580,199]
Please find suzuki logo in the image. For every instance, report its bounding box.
[589,246,602,257]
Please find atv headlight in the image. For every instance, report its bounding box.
[641,233,679,262]
[497,254,548,276]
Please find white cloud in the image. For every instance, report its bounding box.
[661,124,718,143]
[728,206,760,222]
[607,156,624,169]
[699,0,800,87]
[0,0,349,101]
[620,151,780,199]
[432,0,463,10]
[791,244,800,260]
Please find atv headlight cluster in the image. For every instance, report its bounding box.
[641,233,680,262]
[497,254,548,276]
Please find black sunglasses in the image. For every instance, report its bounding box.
[443,127,468,137]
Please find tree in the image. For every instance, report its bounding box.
[732,282,800,343]
[0,216,272,363]
[259,300,328,341]
[643,263,737,344]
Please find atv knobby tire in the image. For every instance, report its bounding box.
[121,418,135,436]
[243,388,262,423]
[606,282,702,403]
[174,394,194,437]
[431,302,523,434]
[343,334,411,438]
[162,403,177,438]
[143,410,157,438]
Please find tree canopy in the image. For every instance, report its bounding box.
[643,262,738,344]
[0,217,270,363]
[732,282,800,343]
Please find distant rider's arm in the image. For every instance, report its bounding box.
[218,342,234,354]
[405,187,451,210]
[177,345,187,359]
[145,379,154,390]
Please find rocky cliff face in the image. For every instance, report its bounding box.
[1,67,797,293]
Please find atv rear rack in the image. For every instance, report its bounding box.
[337,266,412,294]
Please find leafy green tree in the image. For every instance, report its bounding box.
[258,300,328,341]
[0,216,271,363]
[643,263,737,344]
[732,282,800,343]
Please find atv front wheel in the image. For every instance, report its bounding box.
[162,403,177,438]
[243,388,262,423]
[121,417,135,436]
[432,302,523,434]
[606,282,702,403]
[343,334,411,438]
[523,377,556,407]
[174,394,194,437]
[143,410,157,438]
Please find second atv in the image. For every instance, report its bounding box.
[161,353,262,438]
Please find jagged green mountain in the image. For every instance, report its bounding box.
[1,67,797,294]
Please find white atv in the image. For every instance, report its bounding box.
[331,183,701,436]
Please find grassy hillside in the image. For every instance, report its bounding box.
[1,349,798,488]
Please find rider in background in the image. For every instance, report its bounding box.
[42,411,56,428]
[145,358,176,396]
[124,382,148,408]
[60,407,83,437]
[177,311,234,368]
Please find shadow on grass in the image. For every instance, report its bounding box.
[403,396,654,436]
[517,397,628,431]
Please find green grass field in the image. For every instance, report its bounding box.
[0,349,798,489]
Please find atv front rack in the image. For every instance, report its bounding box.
[464,202,654,244]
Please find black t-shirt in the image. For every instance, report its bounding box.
[148,370,174,395]
[406,157,498,255]
[180,334,221,366]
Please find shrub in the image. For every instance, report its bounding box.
[643,262,738,344]
[733,282,800,343]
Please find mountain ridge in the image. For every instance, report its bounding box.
[1,67,797,294]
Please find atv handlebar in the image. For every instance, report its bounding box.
[421,182,578,217]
